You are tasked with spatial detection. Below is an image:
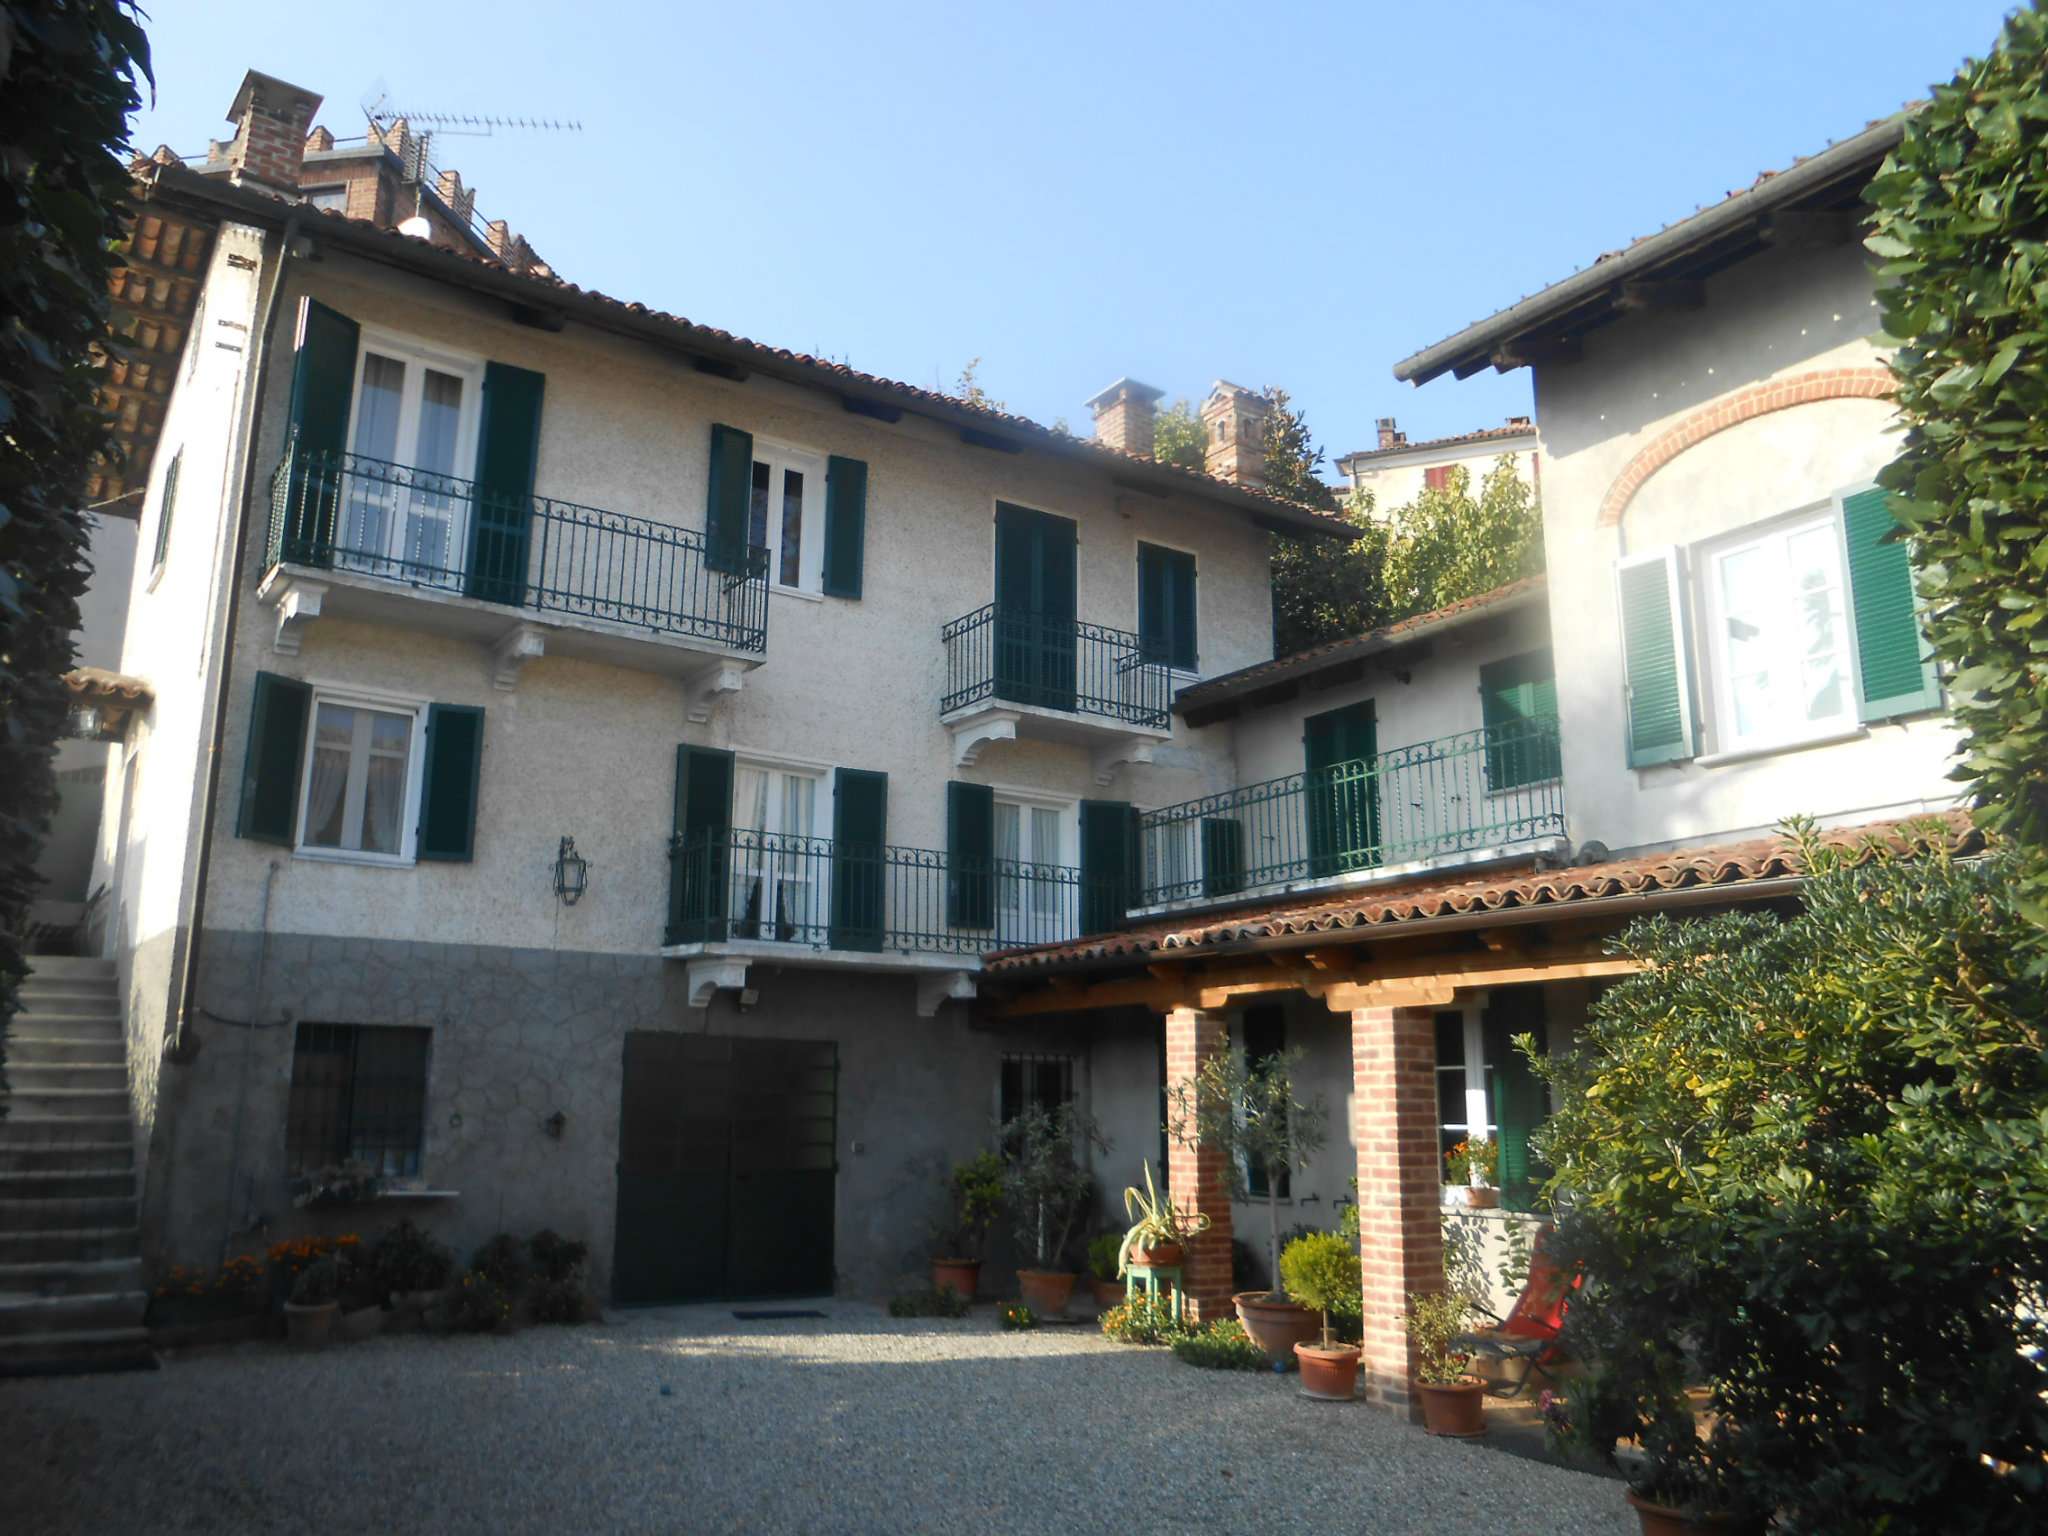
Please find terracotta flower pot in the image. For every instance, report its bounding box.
[1017,1269,1076,1317]
[1294,1341,1361,1401]
[339,1304,386,1342]
[1127,1242,1184,1269]
[1416,1375,1487,1437]
[283,1300,339,1344]
[1464,1185,1500,1210]
[1233,1291,1320,1366]
[1624,1491,1765,1536]
[930,1258,980,1300]
[1091,1277,1123,1307]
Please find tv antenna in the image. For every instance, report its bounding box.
[359,87,583,228]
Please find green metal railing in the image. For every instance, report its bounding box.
[940,604,1173,728]
[267,443,771,651]
[1137,719,1566,907]
[665,829,1108,954]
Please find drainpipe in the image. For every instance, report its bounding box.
[167,210,301,1062]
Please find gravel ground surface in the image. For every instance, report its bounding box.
[0,1303,1633,1535]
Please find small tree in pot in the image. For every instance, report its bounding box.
[931,1152,1004,1299]
[1281,1231,1363,1400]
[999,1103,1107,1317]
[1165,1044,1328,1364]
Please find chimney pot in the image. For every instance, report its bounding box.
[1086,377,1164,459]
[224,69,324,195]
[1376,416,1399,451]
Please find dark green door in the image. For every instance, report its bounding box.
[1304,700,1379,878]
[612,1032,838,1304]
[994,503,1078,712]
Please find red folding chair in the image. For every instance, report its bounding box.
[1451,1224,1581,1398]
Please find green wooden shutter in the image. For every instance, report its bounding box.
[946,781,995,928]
[830,769,888,951]
[822,455,867,599]
[1080,800,1138,934]
[1616,549,1695,767]
[1200,817,1245,897]
[1484,1001,1549,1213]
[705,424,754,574]
[236,671,311,845]
[152,449,182,570]
[1841,487,1939,721]
[667,745,735,944]
[417,704,485,861]
[1137,544,1198,670]
[1479,649,1562,789]
[1304,700,1379,876]
[466,362,545,606]
[282,297,359,564]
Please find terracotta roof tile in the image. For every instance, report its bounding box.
[983,810,1981,976]
[1336,420,1537,467]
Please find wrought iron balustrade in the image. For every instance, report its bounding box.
[1137,719,1567,907]
[266,444,770,651]
[939,603,1172,728]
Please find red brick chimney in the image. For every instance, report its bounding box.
[1086,378,1165,458]
[224,70,323,195]
[1376,416,1406,451]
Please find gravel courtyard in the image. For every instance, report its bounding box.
[0,1304,1632,1535]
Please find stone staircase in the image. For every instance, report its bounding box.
[0,957,153,1375]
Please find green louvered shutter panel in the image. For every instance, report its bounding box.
[1167,548,1197,671]
[152,449,183,570]
[236,671,311,845]
[822,455,867,598]
[1479,648,1562,789]
[1200,817,1245,897]
[282,298,359,564]
[946,781,995,928]
[830,769,887,951]
[1841,487,1939,720]
[1137,544,1198,670]
[417,704,485,861]
[704,424,753,575]
[668,745,734,944]
[1080,800,1138,934]
[1616,550,1695,767]
[1485,1004,1549,1214]
[466,362,545,606]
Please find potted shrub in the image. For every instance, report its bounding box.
[1165,1043,1328,1365]
[371,1218,454,1321]
[1279,1231,1363,1401]
[1086,1233,1122,1307]
[337,1242,387,1341]
[999,1103,1107,1318]
[527,1230,595,1326]
[1407,1290,1486,1436]
[284,1256,341,1343]
[1444,1137,1499,1209]
[930,1152,1003,1300]
[1115,1158,1211,1275]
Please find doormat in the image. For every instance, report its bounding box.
[731,1309,828,1321]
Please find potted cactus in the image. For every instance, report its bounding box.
[1280,1231,1363,1400]
[1408,1290,1487,1435]
[930,1152,1004,1300]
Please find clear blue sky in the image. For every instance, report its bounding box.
[130,0,2013,470]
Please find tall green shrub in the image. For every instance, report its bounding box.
[1868,4,2048,928]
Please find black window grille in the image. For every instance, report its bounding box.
[287,1023,431,1177]
[998,1052,1075,1143]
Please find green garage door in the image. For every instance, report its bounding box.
[612,1032,838,1304]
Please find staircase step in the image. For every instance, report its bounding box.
[5,1063,126,1092]
[0,1256,144,1295]
[10,992,120,1018]
[0,1195,136,1231]
[0,1117,135,1150]
[0,1227,140,1264]
[17,974,119,998]
[5,1010,122,1036]
[1,1036,126,1067]
[0,1168,136,1201]
[0,1290,148,1339]
[24,957,117,978]
[0,1137,133,1171]
[0,1325,155,1378]
[0,1088,129,1119]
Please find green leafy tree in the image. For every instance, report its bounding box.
[1867,5,2048,929]
[953,356,1004,413]
[1534,823,2048,1529]
[1381,455,1544,617]
[0,1,152,1075]
[1271,489,1390,654]
[1256,387,1335,511]
[1152,397,1207,471]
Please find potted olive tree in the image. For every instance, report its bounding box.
[1280,1231,1363,1400]
[1165,1043,1328,1365]
[1407,1290,1486,1435]
[931,1152,1004,1299]
[1000,1103,1106,1318]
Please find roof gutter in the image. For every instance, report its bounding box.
[1391,115,1906,386]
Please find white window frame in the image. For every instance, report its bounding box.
[991,789,1079,941]
[729,758,828,940]
[1697,504,1860,757]
[343,325,486,576]
[1435,997,1498,1196]
[748,436,826,597]
[293,682,430,868]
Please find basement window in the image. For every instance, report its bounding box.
[286,1023,431,1177]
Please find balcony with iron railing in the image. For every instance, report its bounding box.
[1135,719,1568,911]
[258,444,770,690]
[938,603,1175,773]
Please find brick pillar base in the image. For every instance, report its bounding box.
[1164,1006,1235,1323]
[1351,1005,1445,1414]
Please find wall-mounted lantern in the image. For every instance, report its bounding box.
[552,836,590,906]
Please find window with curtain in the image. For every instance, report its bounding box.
[339,334,480,580]
[747,443,824,593]
[299,694,420,860]
[730,763,822,942]
[995,796,1072,943]
[1702,510,1856,753]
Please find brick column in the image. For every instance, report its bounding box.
[1164,1006,1235,1323]
[1351,1004,1445,1413]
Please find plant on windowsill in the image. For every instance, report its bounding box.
[1280,1231,1364,1401]
[1117,1158,1211,1276]
[1444,1137,1499,1209]
[1164,1044,1329,1367]
[930,1151,1004,1301]
[1407,1289,1486,1437]
[284,1257,342,1344]
[999,1103,1108,1319]
[289,1158,385,1210]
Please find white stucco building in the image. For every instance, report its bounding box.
[1332,414,1541,517]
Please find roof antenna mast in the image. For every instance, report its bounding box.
[360,88,583,224]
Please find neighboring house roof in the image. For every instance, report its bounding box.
[1394,113,1907,387]
[1334,420,1536,474]
[63,667,153,703]
[1176,576,1546,725]
[131,163,1354,542]
[982,809,1980,977]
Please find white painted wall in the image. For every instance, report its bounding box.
[1340,438,1539,522]
[1532,240,1962,856]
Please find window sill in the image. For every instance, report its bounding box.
[1694,725,1867,769]
[769,585,823,604]
[292,847,418,871]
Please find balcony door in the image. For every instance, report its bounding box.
[729,763,824,943]
[995,794,1076,944]
[1304,699,1380,879]
[993,503,1077,712]
[342,335,482,584]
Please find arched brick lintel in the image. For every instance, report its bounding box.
[1597,367,1896,529]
